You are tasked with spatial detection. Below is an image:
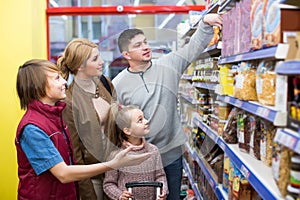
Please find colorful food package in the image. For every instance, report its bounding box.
[247,115,261,160]
[251,0,264,50]
[223,154,230,193]
[256,61,276,106]
[260,120,276,166]
[239,0,252,54]
[272,142,294,197]
[234,62,258,101]
[219,64,235,96]
[223,107,239,144]
[263,0,281,47]
[237,111,250,153]
[208,26,221,47]
[232,165,252,200]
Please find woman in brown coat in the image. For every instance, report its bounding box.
[57,38,118,200]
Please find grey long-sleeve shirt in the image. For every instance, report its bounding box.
[112,21,214,166]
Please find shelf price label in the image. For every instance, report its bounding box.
[235,54,243,61]
[240,164,250,179]
[224,96,230,103]
[218,140,226,151]
[207,131,217,142]
[256,107,270,118]
[295,141,300,154]
[208,177,216,189]
[234,99,243,107]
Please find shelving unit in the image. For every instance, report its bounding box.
[183,158,202,200]
[275,128,300,154]
[192,116,284,200]
[217,95,287,126]
[276,60,300,75]
[184,142,228,200]
[179,1,299,199]
[218,44,289,64]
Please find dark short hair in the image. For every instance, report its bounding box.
[118,28,144,53]
[16,59,59,110]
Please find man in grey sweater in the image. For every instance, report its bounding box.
[112,13,223,199]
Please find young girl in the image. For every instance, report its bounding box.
[103,105,168,200]
[15,59,150,199]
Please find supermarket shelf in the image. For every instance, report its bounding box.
[217,95,287,126]
[193,117,219,144]
[192,82,218,91]
[199,42,222,59]
[280,0,300,7]
[182,27,197,39]
[193,116,284,200]
[183,157,202,200]
[218,0,236,13]
[181,74,193,81]
[185,143,227,200]
[205,3,220,14]
[275,60,300,75]
[181,94,200,104]
[181,2,220,39]
[193,150,227,200]
[219,142,284,200]
[274,128,300,154]
[218,44,289,64]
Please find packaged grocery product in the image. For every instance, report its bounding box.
[208,26,221,47]
[260,120,276,166]
[234,62,258,101]
[223,154,230,193]
[256,61,276,106]
[218,101,232,120]
[232,165,252,200]
[272,142,293,197]
[223,107,239,144]
[219,64,235,96]
[251,0,264,50]
[286,185,300,200]
[290,154,300,188]
[238,111,250,153]
[247,115,261,160]
[263,0,300,47]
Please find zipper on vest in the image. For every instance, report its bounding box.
[139,72,149,93]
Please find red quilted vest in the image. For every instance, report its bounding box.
[15,100,78,200]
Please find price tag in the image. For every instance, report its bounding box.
[234,99,243,107]
[288,137,297,149]
[240,165,250,179]
[224,96,230,103]
[202,126,207,133]
[274,129,282,141]
[208,177,215,189]
[235,54,243,61]
[295,141,300,154]
[256,107,270,118]
[208,131,217,142]
[219,140,226,151]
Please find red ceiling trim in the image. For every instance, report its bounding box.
[46,5,206,16]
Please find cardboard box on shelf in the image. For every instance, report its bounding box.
[286,32,300,60]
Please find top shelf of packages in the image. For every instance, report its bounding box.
[218,44,289,65]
